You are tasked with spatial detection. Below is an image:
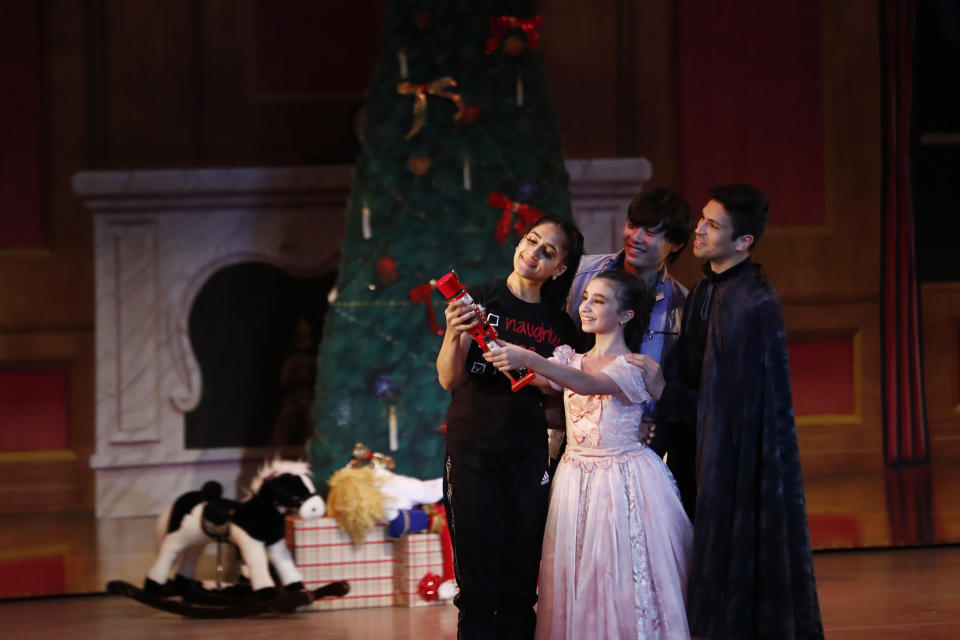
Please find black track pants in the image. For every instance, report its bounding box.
[443,444,552,640]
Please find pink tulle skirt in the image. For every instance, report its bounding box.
[536,444,693,640]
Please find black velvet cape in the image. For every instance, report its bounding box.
[666,262,824,640]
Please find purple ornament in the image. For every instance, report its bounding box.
[515,180,541,203]
[366,369,400,401]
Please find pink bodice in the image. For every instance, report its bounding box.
[548,345,652,450]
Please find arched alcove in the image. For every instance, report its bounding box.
[185,262,336,449]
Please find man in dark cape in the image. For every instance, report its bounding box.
[660,184,824,640]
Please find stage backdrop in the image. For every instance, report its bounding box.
[2,0,959,601]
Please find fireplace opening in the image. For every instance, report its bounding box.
[184,262,337,450]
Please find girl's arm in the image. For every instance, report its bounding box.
[436,298,477,389]
[483,343,623,396]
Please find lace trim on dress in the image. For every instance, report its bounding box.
[573,467,593,588]
[560,443,649,471]
[624,462,664,636]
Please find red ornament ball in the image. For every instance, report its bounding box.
[375,256,399,286]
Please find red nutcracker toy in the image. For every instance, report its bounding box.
[436,271,535,392]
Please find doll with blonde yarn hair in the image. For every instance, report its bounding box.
[325,443,444,544]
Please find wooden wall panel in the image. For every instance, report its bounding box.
[0,369,70,452]
[671,0,882,300]
[97,0,196,167]
[0,554,66,599]
[921,283,960,461]
[541,0,677,184]
[629,0,678,190]
[195,0,389,166]
[678,0,825,227]
[87,0,670,168]
[250,0,382,97]
[789,335,857,419]
[0,0,95,515]
[1,0,93,331]
[664,1,885,474]
[0,330,94,513]
[0,0,46,249]
[787,0,882,471]
[784,303,883,474]
[540,0,619,158]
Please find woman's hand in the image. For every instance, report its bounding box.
[437,298,477,389]
[623,353,665,401]
[444,298,478,336]
[482,342,533,373]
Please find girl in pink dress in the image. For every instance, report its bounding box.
[484,271,693,640]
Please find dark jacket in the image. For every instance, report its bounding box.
[663,260,824,640]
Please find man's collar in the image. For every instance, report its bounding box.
[703,257,752,283]
[654,265,669,286]
[612,251,626,270]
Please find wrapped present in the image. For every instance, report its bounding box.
[287,516,395,610]
[391,505,457,607]
[392,532,450,607]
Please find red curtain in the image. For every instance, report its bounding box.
[881,0,934,546]
[881,0,927,466]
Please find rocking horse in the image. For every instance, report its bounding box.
[107,459,349,618]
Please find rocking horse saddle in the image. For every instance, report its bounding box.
[201,497,240,541]
[167,481,239,541]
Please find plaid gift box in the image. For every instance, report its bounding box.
[392,532,453,607]
[287,516,395,611]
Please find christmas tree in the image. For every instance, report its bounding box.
[310,0,572,489]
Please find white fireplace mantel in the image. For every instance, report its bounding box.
[75,166,353,517]
[75,159,650,518]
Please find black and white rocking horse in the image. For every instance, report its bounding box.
[108,459,348,618]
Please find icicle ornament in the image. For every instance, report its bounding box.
[463,157,472,191]
[362,205,372,239]
[388,405,398,451]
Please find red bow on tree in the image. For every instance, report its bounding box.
[485,16,543,54]
[409,280,444,335]
[487,192,544,245]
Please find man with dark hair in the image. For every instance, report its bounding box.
[566,187,696,365]
[661,183,824,639]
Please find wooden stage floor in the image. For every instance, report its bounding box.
[0,545,958,639]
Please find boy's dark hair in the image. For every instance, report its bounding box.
[591,271,655,353]
[626,187,696,264]
[707,183,770,250]
[530,216,585,308]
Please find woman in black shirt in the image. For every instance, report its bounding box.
[436,216,583,640]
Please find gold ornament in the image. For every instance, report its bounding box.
[408,155,432,176]
[502,34,526,57]
[396,77,465,139]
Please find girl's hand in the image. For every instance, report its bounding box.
[482,342,533,372]
[623,353,665,400]
[444,298,478,336]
